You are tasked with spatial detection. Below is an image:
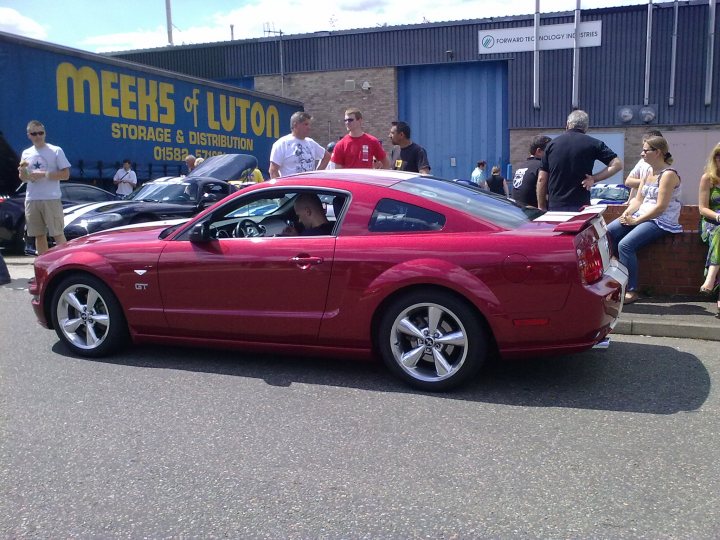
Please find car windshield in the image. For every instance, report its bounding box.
[392,177,541,229]
[591,184,629,201]
[225,195,291,218]
[126,182,197,203]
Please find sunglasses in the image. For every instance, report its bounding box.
[641,147,656,154]
[29,131,45,136]
[343,118,355,123]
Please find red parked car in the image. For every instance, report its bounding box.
[29,170,628,391]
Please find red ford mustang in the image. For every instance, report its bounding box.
[29,170,628,391]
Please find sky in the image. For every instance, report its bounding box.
[0,0,649,53]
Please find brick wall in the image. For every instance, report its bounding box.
[255,68,397,152]
[603,205,707,296]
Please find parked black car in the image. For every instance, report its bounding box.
[62,154,257,240]
[0,182,118,253]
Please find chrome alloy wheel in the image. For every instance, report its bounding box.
[389,302,469,383]
[55,283,111,351]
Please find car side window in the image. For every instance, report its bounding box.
[63,186,112,202]
[368,198,445,233]
[204,183,229,196]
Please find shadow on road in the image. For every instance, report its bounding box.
[50,338,710,416]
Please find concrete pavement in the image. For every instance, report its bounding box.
[3,253,719,342]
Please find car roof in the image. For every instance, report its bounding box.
[263,169,420,188]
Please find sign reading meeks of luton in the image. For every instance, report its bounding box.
[479,21,602,54]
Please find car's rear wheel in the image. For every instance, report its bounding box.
[378,290,487,391]
[50,274,128,357]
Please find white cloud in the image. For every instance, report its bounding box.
[0,8,48,40]
[36,0,649,53]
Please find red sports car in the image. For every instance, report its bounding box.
[29,170,628,391]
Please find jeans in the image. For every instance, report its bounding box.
[606,218,669,291]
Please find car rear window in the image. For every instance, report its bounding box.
[391,177,537,229]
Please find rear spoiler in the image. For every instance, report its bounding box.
[533,205,607,233]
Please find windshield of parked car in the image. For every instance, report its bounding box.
[126,181,197,203]
[392,177,541,229]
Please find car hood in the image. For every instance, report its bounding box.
[187,153,258,181]
[63,200,196,225]
[63,218,188,247]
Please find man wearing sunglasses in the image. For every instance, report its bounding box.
[18,120,70,255]
[330,108,389,169]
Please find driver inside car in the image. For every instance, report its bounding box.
[283,193,333,236]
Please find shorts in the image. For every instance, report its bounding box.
[25,199,65,237]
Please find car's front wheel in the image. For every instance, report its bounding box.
[378,290,488,391]
[50,274,128,357]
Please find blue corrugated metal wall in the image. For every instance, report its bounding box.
[398,62,508,180]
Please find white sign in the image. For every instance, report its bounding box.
[478,21,602,54]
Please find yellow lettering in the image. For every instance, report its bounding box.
[251,102,265,136]
[236,98,250,133]
[137,79,158,122]
[220,94,235,131]
[119,74,137,120]
[101,70,120,117]
[159,83,175,124]
[265,105,280,138]
[206,92,220,130]
[56,62,100,114]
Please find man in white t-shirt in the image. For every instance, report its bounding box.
[18,120,70,255]
[269,111,331,178]
[113,159,137,196]
[624,129,663,200]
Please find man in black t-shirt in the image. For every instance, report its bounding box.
[389,121,431,174]
[512,135,551,207]
[537,110,623,211]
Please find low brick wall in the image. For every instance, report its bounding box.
[602,205,707,296]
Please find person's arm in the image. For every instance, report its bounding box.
[627,170,679,225]
[317,150,331,170]
[113,169,122,184]
[624,159,644,190]
[699,174,720,223]
[536,170,549,210]
[379,155,390,169]
[129,171,137,187]
[268,161,281,179]
[581,157,624,190]
[418,148,431,175]
[29,167,69,182]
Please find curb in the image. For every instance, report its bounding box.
[613,318,720,342]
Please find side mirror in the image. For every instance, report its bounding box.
[189,222,211,243]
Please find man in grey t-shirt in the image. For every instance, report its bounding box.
[18,120,70,255]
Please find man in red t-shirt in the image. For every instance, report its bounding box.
[330,108,389,169]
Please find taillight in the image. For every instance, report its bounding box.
[575,226,604,284]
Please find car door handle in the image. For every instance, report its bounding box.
[290,255,324,268]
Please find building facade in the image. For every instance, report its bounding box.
[115,1,719,201]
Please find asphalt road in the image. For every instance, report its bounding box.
[1,279,719,539]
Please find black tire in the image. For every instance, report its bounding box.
[8,218,26,254]
[50,274,129,357]
[377,290,488,391]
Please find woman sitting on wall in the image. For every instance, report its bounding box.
[698,143,720,316]
[606,136,683,304]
